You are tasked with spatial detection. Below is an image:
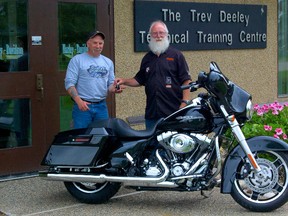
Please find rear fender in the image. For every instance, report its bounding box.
[221,136,288,193]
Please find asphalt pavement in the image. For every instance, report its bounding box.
[0,176,288,216]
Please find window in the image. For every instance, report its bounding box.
[278,0,288,96]
[0,0,28,73]
[58,2,97,131]
[58,2,96,70]
[0,98,31,148]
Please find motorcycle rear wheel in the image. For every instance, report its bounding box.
[64,181,121,204]
[231,151,288,212]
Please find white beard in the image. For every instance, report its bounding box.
[148,37,169,55]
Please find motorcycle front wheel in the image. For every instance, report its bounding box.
[231,151,288,212]
[64,181,121,204]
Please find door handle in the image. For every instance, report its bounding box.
[36,74,44,100]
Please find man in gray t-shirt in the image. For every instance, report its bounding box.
[65,31,122,129]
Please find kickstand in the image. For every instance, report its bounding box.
[201,190,214,198]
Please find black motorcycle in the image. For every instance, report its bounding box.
[39,62,288,212]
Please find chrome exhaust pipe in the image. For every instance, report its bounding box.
[40,150,177,188]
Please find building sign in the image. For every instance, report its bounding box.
[0,44,24,60]
[61,44,88,59]
[134,1,267,52]
[31,36,42,45]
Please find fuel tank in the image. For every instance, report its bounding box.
[157,104,213,133]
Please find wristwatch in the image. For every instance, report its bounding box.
[181,100,189,105]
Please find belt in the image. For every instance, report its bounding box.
[81,99,104,104]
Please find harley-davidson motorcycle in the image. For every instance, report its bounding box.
[39,62,288,212]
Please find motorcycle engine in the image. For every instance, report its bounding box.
[141,132,210,177]
[157,131,197,153]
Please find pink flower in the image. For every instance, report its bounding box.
[253,104,260,110]
[272,101,280,106]
[262,105,269,113]
[274,134,280,139]
[283,134,287,140]
[277,105,284,111]
[275,128,283,135]
[271,102,284,111]
[257,109,264,116]
[270,103,276,109]
[264,125,272,131]
[272,109,279,115]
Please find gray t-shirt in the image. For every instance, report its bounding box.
[65,52,115,101]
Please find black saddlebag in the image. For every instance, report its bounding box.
[41,127,109,166]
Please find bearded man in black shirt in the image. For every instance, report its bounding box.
[116,20,192,129]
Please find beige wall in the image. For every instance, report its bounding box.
[114,0,280,121]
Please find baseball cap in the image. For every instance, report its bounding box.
[87,31,105,41]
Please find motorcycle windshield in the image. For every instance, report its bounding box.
[226,83,251,113]
[207,65,251,114]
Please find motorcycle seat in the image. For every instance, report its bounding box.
[88,118,163,138]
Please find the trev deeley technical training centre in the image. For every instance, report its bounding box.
[0,0,286,178]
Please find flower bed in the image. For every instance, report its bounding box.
[242,101,288,143]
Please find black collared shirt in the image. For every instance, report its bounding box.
[134,47,191,119]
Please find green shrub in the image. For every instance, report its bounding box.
[242,101,288,143]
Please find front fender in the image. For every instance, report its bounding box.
[221,136,288,194]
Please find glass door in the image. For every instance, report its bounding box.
[58,1,113,131]
[0,0,42,176]
[0,0,113,177]
[0,1,29,148]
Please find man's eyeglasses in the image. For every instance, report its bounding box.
[151,31,167,37]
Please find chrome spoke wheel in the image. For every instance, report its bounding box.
[64,181,121,204]
[231,151,288,212]
[73,182,108,194]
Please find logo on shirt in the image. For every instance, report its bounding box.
[166,57,174,61]
[166,76,172,88]
[146,67,150,73]
[87,65,108,78]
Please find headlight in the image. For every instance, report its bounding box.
[246,99,253,120]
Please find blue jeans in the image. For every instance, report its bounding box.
[72,101,109,129]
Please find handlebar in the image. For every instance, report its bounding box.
[181,71,208,92]
[181,81,201,92]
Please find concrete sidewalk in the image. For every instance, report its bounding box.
[0,175,152,216]
[1,176,288,216]
[0,176,137,216]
